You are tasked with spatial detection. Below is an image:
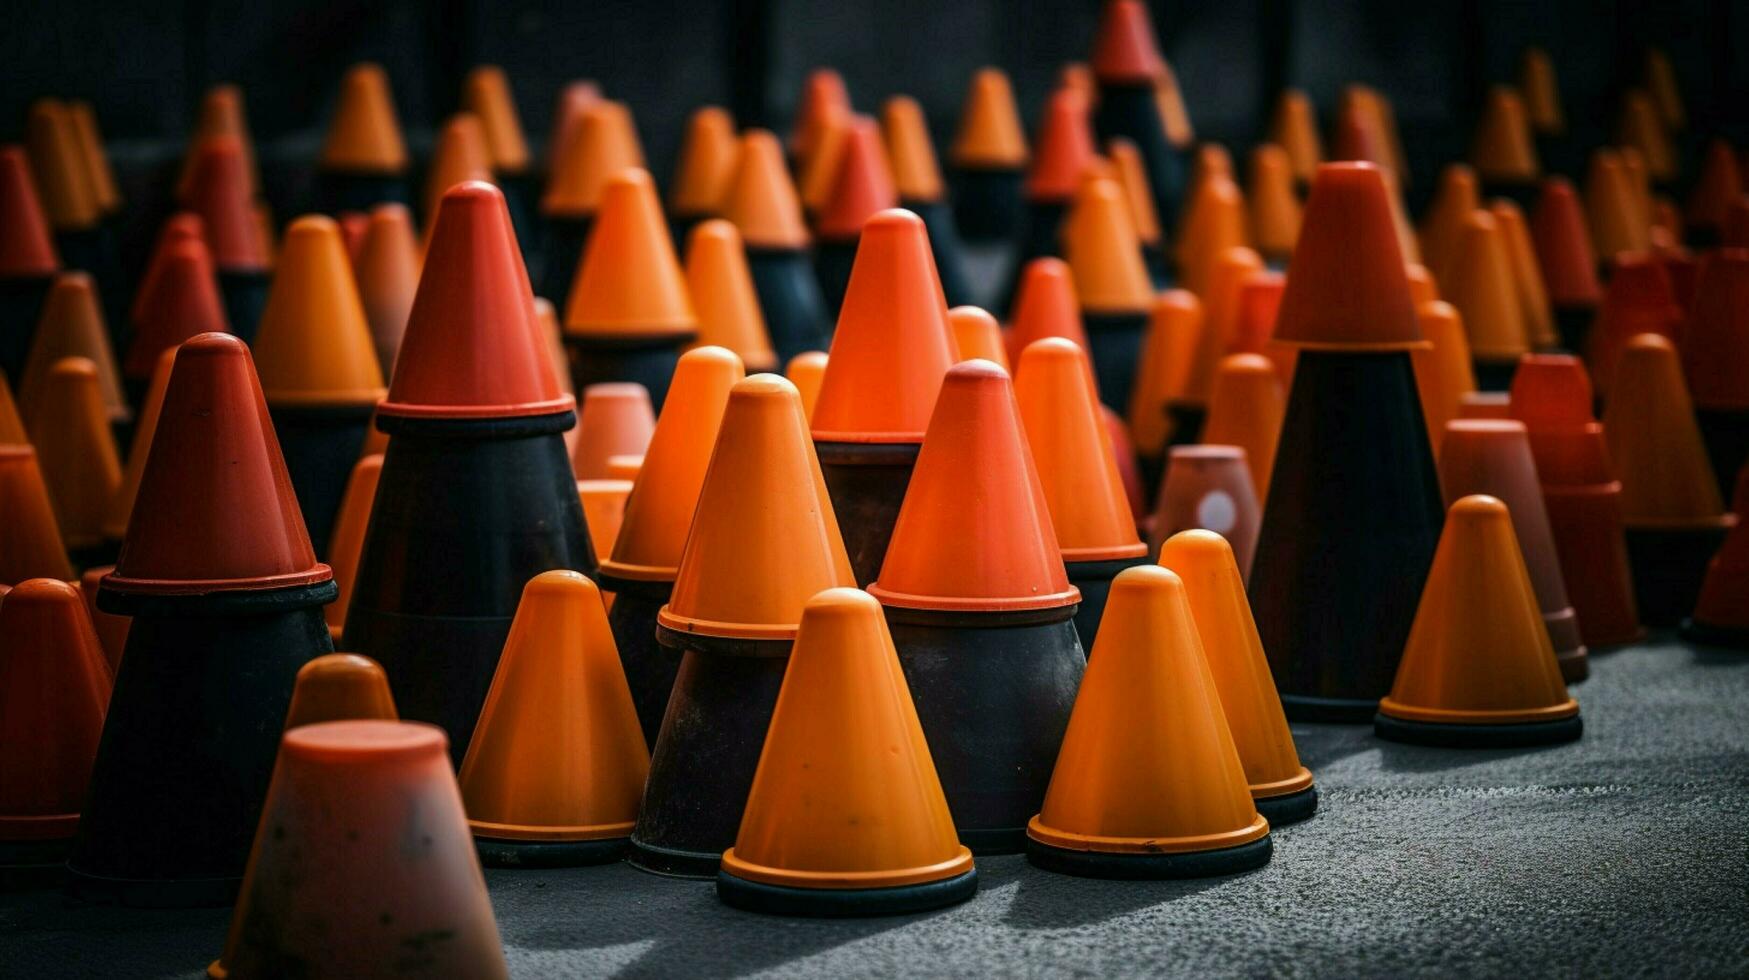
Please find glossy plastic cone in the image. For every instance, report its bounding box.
[1063,175,1153,412]
[1445,210,1530,383]
[1686,468,1749,648]
[1376,495,1581,746]
[211,722,506,979]
[1439,420,1588,681]
[1149,445,1260,577]
[103,347,175,546]
[282,653,397,730]
[572,383,655,480]
[1603,334,1733,624]
[949,305,1007,369]
[78,567,129,673]
[320,63,409,175]
[354,203,418,372]
[1587,253,1681,396]
[1158,531,1315,824]
[1269,90,1321,183]
[1027,564,1269,878]
[1418,164,1479,281]
[19,272,126,426]
[26,356,120,559]
[1173,171,1247,297]
[460,571,647,866]
[686,219,776,372]
[0,446,71,585]
[1682,250,1749,500]
[1470,86,1540,192]
[0,578,111,878]
[0,146,59,380]
[1248,145,1301,264]
[949,68,1028,242]
[719,588,976,915]
[123,237,228,381]
[463,66,530,176]
[1586,150,1649,259]
[1411,300,1477,450]
[1492,201,1557,350]
[423,113,494,223]
[1007,257,1092,362]
[786,350,827,419]
[323,453,381,641]
[1202,353,1284,501]
[1015,338,1148,648]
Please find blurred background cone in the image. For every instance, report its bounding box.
[540,100,643,306]
[19,273,127,437]
[122,236,228,402]
[1134,289,1203,490]
[1684,467,1749,650]
[353,204,419,373]
[995,86,1095,315]
[811,118,897,318]
[1445,210,1530,389]
[572,382,655,479]
[317,62,410,211]
[668,106,737,247]
[785,350,827,419]
[721,130,829,362]
[949,68,1028,243]
[180,136,270,343]
[1005,257,1092,366]
[77,566,129,673]
[1201,353,1283,503]
[0,147,60,383]
[1530,178,1601,350]
[1587,253,1681,398]
[1411,301,1478,452]
[1681,249,1749,501]
[1090,1,1184,240]
[685,219,777,373]
[0,444,71,585]
[1063,174,1154,413]
[884,96,975,307]
[323,454,381,642]
[949,305,1008,369]
[25,356,120,569]
[1149,445,1260,578]
[283,652,397,730]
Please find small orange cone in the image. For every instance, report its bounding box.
[1686,141,1742,239]
[1406,263,1439,305]
[571,383,655,480]
[1445,210,1530,385]
[1149,444,1261,577]
[785,350,828,420]
[0,446,71,585]
[320,63,409,175]
[1519,48,1564,134]
[353,203,419,372]
[1411,300,1478,450]
[25,100,100,234]
[1108,138,1163,261]
[1586,149,1650,259]
[1586,252,1681,396]
[721,129,811,251]
[1026,564,1269,878]
[577,479,631,568]
[1269,89,1321,184]
[1130,289,1203,460]
[1685,467,1749,649]
[323,453,382,641]
[103,347,176,546]
[1248,144,1301,264]
[1376,495,1581,746]
[1617,89,1676,183]
[882,96,945,206]
[460,570,647,866]
[26,357,120,561]
[1201,353,1283,501]
[463,66,530,176]
[1182,245,1263,405]
[685,219,777,373]
[19,272,127,426]
[1158,530,1315,824]
[1173,171,1247,296]
[283,653,398,730]
[669,106,738,229]
[543,101,644,220]
[181,135,269,277]
[1418,164,1480,280]
[1491,200,1557,350]
[423,113,494,224]
[544,80,602,179]
[123,236,229,382]
[1469,86,1540,192]
[951,68,1028,171]
[1229,269,1293,383]
[76,567,129,673]
[68,102,120,216]
[791,68,851,167]
[798,111,852,218]
[1026,87,1098,204]
[1007,257,1091,363]
[717,588,976,915]
[948,305,1008,369]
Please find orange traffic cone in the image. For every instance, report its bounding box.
[1685,467,1749,649]
[1173,170,1247,297]
[19,273,127,430]
[883,95,976,307]
[1182,245,1264,409]
[946,305,1005,369]
[463,66,530,180]
[1470,86,1539,205]
[785,350,827,420]
[1269,90,1321,185]
[571,383,655,480]
[813,116,899,315]
[318,63,410,211]
[1132,289,1203,483]
[26,357,120,567]
[1445,210,1530,388]
[1519,48,1564,136]
[721,129,829,362]
[353,203,419,373]
[669,106,738,245]
[1201,353,1283,501]
[1063,174,1154,413]
[1586,149,1649,260]
[0,447,71,587]
[323,453,382,642]
[949,68,1028,242]
[1108,138,1167,284]
[1419,164,1479,281]
[422,114,493,227]
[1006,256,1092,364]
[685,219,777,373]
[0,146,60,383]
[1249,144,1301,266]
[283,653,398,730]
[996,85,1096,314]
[1587,253,1681,397]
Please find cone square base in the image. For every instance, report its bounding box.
[1025,830,1271,880]
[474,834,627,869]
[1253,785,1319,827]
[717,867,977,918]
[1374,711,1583,748]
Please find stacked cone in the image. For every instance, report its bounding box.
[181,136,270,342]
[1063,174,1154,412]
[720,130,829,361]
[19,273,126,429]
[997,86,1095,314]
[1090,1,1183,233]
[814,117,899,316]
[540,99,643,303]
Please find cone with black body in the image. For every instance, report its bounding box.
[464,66,534,247]
[25,356,120,570]
[995,87,1095,315]
[870,361,1085,854]
[722,130,830,362]
[813,117,897,318]
[182,136,270,342]
[949,68,1028,242]
[343,183,594,767]
[1530,178,1601,351]
[668,106,737,249]
[1090,2,1185,233]
[884,96,975,307]
[1250,163,1444,722]
[1063,174,1155,413]
[70,333,337,907]
[317,63,410,211]
[539,100,642,308]
[26,102,119,334]
[0,147,59,381]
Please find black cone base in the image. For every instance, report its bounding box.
[1251,351,1445,723]
[475,834,627,869]
[343,411,595,766]
[1253,785,1319,826]
[317,170,410,214]
[55,227,123,329]
[747,248,831,363]
[1084,310,1149,414]
[813,237,857,321]
[0,274,53,380]
[995,200,1069,317]
[218,271,270,345]
[817,441,920,587]
[1093,84,1184,230]
[1553,305,1593,353]
[887,604,1084,854]
[907,198,976,307]
[1066,554,1150,654]
[951,166,1023,243]
[1026,833,1271,880]
[1696,408,1749,503]
[1624,524,1732,627]
[70,582,337,907]
[1681,618,1749,651]
[717,868,979,918]
[270,402,374,561]
[598,574,682,747]
[629,628,792,879]
[1374,711,1583,748]
[536,214,592,308]
[565,335,689,412]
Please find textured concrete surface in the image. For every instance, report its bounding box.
[3,636,1746,978]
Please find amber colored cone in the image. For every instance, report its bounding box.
[1269,90,1321,183]
[284,653,398,730]
[1491,201,1556,349]
[1027,88,1097,201]
[1419,165,1480,280]
[1014,338,1146,562]
[946,306,1005,369]
[26,358,120,550]
[797,110,851,217]
[545,81,602,178]
[785,351,828,420]
[816,117,898,240]
[354,204,419,372]
[181,136,268,271]
[1106,139,1161,246]
[1687,142,1742,230]
[321,63,408,173]
[1028,565,1265,854]
[0,372,23,445]
[1007,257,1091,363]
[1063,176,1152,313]
[1586,149,1649,259]
[883,96,945,203]
[811,210,955,444]
[566,169,696,340]
[1691,468,1749,634]
[0,146,58,276]
[1604,334,1726,527]
[951,69,1028,168]
[460,571,648,841]
[870,360,1077,611]
[532,298,574,403]
[463,66,530,174]
[1411,301,1477,450]
[20,273,126,423]
[0,578,112,840]
[424,114,494,223]
[685,220,777,372]
[1190,144,1233,193]
[722,587,971,893]
[124,237,229,379]
[324,453,382,639]
[543,101,643,218]
[1586,253,1681,394]
[1173,172,1247,296]
[103,348,174,542]
[26,101,99,232]
[1202,354,1283,501]
[1406,264,1439,305]
[578,479,631,566]
[1330,93,1391,175]
[1380,495,1577,724]
[77,567,129,672]
[0,447,71,584]
[1531,178,1601,308]
[572,383,655,480]
[1682,250,1749,410]
[1519,48,1563,134]
[69,102,120,214]
[656,374,851,637]
[1128,290,1202,454]
[1617,89,1676,182]
[670,106,738,216]
[1230,271,1292,383]
[1182,246,1263,403]
[1248,145,1301,261]
[253,216,385,407]
[722,130,810,249]
[1645,49,1684,130]
[1470,86,1539,184]
[791,68,851,164]
[1445,211,1530,362]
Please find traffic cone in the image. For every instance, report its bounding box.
[353,203,418,372]
[252,216,385,559]
[1519,49,1565,160]
[0,578,111,883]
[1229,269,1294,383]
[1104,405,1148,522]
[1604,333,1734,624]
[944,306,1003,369]
[1249,144,1301,268]
[1133,289,1203,486]
[1411,300,1477,451]
[1682,249,1749,501]
[122,235,228,399]
[1492,200,1558,350]
[1251,163,1443,721]
[323,453,380,643]
[103,346,175,553]
[786,350,827,420]
[1172,170,1247,298]
[25,357,119,568]
[812,209,957,586]
[949,68,1028,242]
[543,80,602,181]
[343,183,593,766]
[71,333,337,907]
[181,136,270,342]
[1644,48,1685,132]
[460,571,647,866]
[1109,138,1167,284]
[1026,564,1269,878]
[1470,86,1540,209]
[1439,420,1588,681]
[1406,262,1440,305]
[1445,210,1530,389]
[995,86,1095,315]
[1587,252,1681,398]
[1091,1,1184,233]
[869,360,1085,852]
[884,95,975,307]
[686,219,777,373]
[26,102,115,328]
[422,113,494,229]
[1419,164,1479,282]
[0,147,59,382]
[1531,178,1601,350]
[68,102,120,225]
[19,272,127,437]
[1685,467,1749,649]
[721,130,830,362]
[596,347,743,745]
[1685,141,1741,247]
[128,211,204,334]
[0,444,71,585]
[631,374,854,877]
[462,66,533,242]
[814,117,899,318]
[1006,256,1092,364]
[790,68,850,169]
[1376,495,1581,747]
[539,100,642,306]
[668,106,737,247]
[318,63,410,210]
[1181,245,1263,411]
[1063,174,1153,413]
[1269,90,1321,188]
[571,383,655,480]
[1586,149,1650,261]
[1617,90,1676,186]
[210,722,507,979]
[1202,353,1283,502]
[1015,338,1149,648]
[798,110,851,225]
[718,588,977,915]
[283,653,398,730]
[1149,444,1260,576]
[0,366,22,443]
[1158,530,1315,824]
[577,479,631,571]
[78,567,129,673]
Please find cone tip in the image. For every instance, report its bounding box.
[522,567,596,598]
